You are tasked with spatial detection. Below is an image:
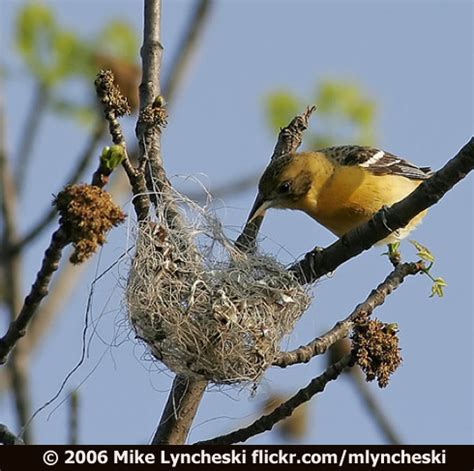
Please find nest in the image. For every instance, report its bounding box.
[126,191,311,385]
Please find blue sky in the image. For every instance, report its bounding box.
[1,0,473,444]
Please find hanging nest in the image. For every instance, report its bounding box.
[126,190,311,385]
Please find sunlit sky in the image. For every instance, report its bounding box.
[1,0,473,444]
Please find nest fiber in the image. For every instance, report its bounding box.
[126,192,311,384]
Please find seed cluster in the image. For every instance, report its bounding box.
[352,318,402,388]
[54,184,125,264]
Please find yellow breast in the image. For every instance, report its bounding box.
[299,165,425,239]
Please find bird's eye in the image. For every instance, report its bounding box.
[278,182,291,194]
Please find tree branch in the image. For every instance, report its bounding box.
[235,106,316,252]
[0,228,69,365]
[139,0,162,118]
[0,105,124,366]
[195,354,353,445]
[290,137,474,284]
[271,106,316,161]
[151,375,207,444]
[0,79,33,442]
[274,262,423,367]
[68,391,79,445]
[136,0,164,184]
[94,70,149,221]
[14,82,49,195]
[350,368,402,444]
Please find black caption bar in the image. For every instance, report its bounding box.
[0,445,472,470]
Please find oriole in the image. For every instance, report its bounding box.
[247,146,431,245]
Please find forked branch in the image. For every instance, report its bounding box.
[275,262,424,367]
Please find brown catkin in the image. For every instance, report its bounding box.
[54,184,125,264]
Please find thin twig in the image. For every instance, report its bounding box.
[11,0,209,252]
[235,106,316,252]
[0,80,33,442]
[350,368,402,444]
[0,228,69,365]
[271,106,316,161]
[68,390,79,445]
[119,0,211,178]
[151,376,207,444]
[14,82,49,194]
[274,262,423,367]
[138,0,162,118]
[136,0,163,177]
[290,137,474,284]
[7,353,31,443]
[195,354,353,445]
[94,70,149,221]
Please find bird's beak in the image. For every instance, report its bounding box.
[247,193,272,223]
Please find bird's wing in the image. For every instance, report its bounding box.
[322,146,433,180]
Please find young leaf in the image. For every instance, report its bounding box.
[100,145,125,171]
[430,278,447,298]
[410,240,435,263]
[265,91,301,133]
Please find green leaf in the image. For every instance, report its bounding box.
[95,20,138,62]
[384,323,399,335]
[429,277,447,298]
[264,79,377,149]
[434,277,447,287]
[389,241,400,253]
[100,145,125,171]
[316,80,341,113]
[15,3,56,83]
[16,3,55,56]
[351,101,375,126]
[15,3,87,86]
[315,79,376,144]
[409,240,435,263]
[265,91,301,133]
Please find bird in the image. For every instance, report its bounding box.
[246,145,432,254]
